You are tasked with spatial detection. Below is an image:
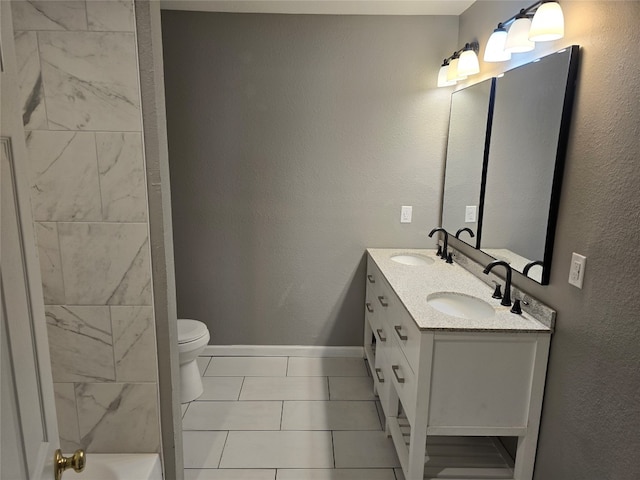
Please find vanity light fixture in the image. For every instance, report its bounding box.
[457,43,481,77]
[438,42,478,87]
[505,15,535,53]
[484,1,565,62]
[437,59,457,87]
[529,1,565,41]
[446,55,464,83]
[484,26,511,62]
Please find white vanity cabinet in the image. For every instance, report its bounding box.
[364,253,551,480]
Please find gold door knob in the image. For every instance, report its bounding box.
[54,449,85,480]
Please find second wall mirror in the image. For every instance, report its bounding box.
[441,77,494,247]
[441,45,579,285]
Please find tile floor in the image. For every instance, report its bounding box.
[182,356,403,480]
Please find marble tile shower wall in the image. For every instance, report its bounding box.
[12,0,160,453]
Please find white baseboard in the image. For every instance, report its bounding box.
[202,345,364,358]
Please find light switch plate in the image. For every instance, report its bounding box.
[401,206,412,223]
[568,252,586,288]
[465,206,477,223]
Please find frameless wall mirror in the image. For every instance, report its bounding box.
[441,78,495,247]
[480,45,579,284]
[441,46,579,285]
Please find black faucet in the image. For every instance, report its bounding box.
[523,260,544,278]
[483,260,512,306]
[428,228,452,263]
[455,227,475,240]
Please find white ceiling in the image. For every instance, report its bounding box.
[160,0,476,16]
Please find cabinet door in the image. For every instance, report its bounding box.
[428,333,542,430]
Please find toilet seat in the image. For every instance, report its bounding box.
[178,319,208,344]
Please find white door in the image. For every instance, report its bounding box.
[1,1,60,478]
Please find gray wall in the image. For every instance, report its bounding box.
[162,12,458,345]
[453,2,640,478]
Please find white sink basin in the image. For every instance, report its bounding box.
[427,292,495,320]
[390,254,434,266]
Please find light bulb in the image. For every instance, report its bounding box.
[529,2,564,41]
[505,17,535,53]
[484,27,511,62]
[446,57,459,82]
[446,57,467,82]
[457,49,480,76]
[437,64,456,87]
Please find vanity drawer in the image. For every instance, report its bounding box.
[366,259,380,292]
[373,349,394,418]
[374,274,421,374]
[363,315,376,369]
[386,303,421,374]
[365,260,382,317]
[372,318,392,356]
[365,295,381,338]
[386,339,417,422]
[365,300,384,357]
[366,259,383,305]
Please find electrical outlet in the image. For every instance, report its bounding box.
[400,206,412,223]
[465,206,477,223]
[568,253,586,288]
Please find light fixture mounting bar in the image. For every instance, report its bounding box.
[444,41,479,64]
[497,0,545,28]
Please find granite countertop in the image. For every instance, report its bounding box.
[367,248,552,333]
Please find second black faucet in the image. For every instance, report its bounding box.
[483,260,512,306]
[428,228,452,264]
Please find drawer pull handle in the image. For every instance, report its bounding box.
[375,368,385,383]
[394,325,408,341]
[366,303,374,313]
[376,328,387,342]
[367,274,375,283]
[378,296,388,307]
[392,365,405,384]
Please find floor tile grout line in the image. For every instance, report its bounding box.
[196,428,382,434]
[238,376,246,401]
[216,431,230,469]
[201,356,210,377]
[331,430,336,468]
[185,467,395,470]
[375,400,385,431]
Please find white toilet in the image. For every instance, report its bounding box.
[177,319,210,403]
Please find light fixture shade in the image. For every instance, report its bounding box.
[505,17,535,53]
[446,57,467,82]
[457,49,480,76]
[446,57,459,82]
[529,2,564,41]
[484,28,512,62]
[437,64,456,87]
